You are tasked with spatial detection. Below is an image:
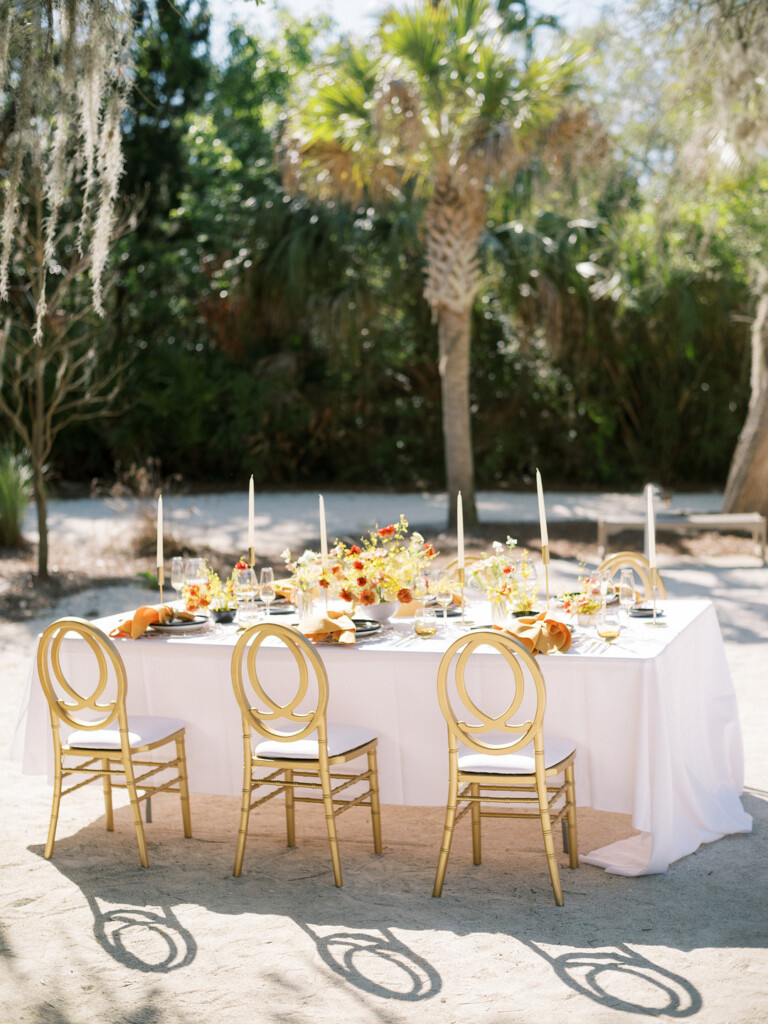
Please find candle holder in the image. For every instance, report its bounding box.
[248,546,255,569]
[157,564,164,605]
[541,543,550,609]
[647,567,667,628]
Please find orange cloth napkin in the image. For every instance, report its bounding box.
[495,611,572,655]
[109,605,193,640]
[393,600,424,618]
[300,610,356,645]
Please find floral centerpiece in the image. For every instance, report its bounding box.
[183,562,240,617]
[282,515,437,613]
[469,537,539,615]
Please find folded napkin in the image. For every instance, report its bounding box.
[393,600,424,618]
[300,610,356,645]
[495,611,572,655]
[109,605,194,640]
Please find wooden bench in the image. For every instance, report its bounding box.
[597,512,766,563]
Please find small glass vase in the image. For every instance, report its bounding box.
[489,596,509,628]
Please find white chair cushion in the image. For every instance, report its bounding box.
[254,723,376,761]
[66,715,185,750]
[458,735,575,775]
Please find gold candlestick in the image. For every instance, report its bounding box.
[248,546,255,569]
[647,567,666,627]
[157,564,164,605]
[541,543,550,608]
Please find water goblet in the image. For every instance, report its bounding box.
[184,557,209,612]
[260,567,275,621]
[170,556,186,608]
[234,567,258,628]
[619,569,636,622]
[435,571,452,628]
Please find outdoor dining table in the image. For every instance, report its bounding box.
[12,598,751,877]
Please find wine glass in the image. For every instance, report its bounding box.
[170,557,186,607]
[435,571,452,628]
[597,603,621,640]
[260,567,275,621]
[184,557,208,612]
[619,569,636,622]
[234,567,258,628]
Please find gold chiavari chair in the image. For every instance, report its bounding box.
[37,618,192,867]
[231,622,382,887]
[597,551,667,600]
[432,630,578,906]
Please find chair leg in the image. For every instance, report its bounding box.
[45,761,64,859]
[319,764,343,887]
[123,756,149,868]
[536,775,563,906]
[102,758,114,832]
[367,748,383,854]
[176,736,192,838]
[433,779,459,898]
[233,766,253,877]
[565,764,579,869]
[470,782,482,865]
[285,768,296,847]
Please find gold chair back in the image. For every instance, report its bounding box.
[597,550,667,599]
[38,617,128,738]
[231,621,329,748]
[436,630,546,757]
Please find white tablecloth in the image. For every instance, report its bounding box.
[11,599,751,875]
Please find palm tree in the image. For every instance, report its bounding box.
[284,0,579,524]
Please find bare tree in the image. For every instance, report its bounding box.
[0,169,131,578]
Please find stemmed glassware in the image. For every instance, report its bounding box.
[260,567,275,621]
[619,569,636,623]
[234,567,258,628]
[435,571,452,628]
[170,557,186,607]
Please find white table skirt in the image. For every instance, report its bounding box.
[11,599,751,876]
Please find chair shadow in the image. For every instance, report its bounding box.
[523,940,701,1017]
[87,896,196,973]
[297,922,440,1001]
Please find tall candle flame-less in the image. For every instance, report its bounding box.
[457,492,466,623]
[536,468,550,606]
[319,494,328,568]
[645,484,663,626]
[248,475,255,568]
[156,494,164,602]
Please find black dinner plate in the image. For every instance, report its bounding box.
[351,619,383,637]
[629,605,665,618]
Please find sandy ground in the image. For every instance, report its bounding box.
[1,491,766,1024]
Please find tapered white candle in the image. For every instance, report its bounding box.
[248,475,254,553]
[457,491,465,570]
[536,468,549,548]
[646,484,657,568]
[319,494,328,568]
[156,494,163,568]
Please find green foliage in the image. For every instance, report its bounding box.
[0,446,32,547]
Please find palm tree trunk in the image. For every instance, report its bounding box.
[437,305,478,527]
[723,265,768,516]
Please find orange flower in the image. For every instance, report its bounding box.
[319,578,330,589]
[357,576,367,586]
[378,524,396,537]
[340,588,354,602]
[397,588,413,604]
[349,545,361,555]
[353,560,364,570]
[360,590,376,605]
